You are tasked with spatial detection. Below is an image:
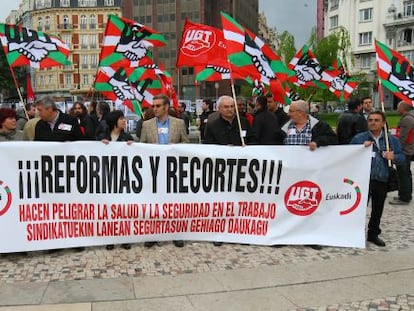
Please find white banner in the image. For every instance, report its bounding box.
[0,142,371,252]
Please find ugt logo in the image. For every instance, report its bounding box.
[181,28,215,56]
[284,180,322,216]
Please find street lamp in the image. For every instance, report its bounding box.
[182,86,186,99]
[214,82,219,99]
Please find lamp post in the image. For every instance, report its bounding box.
[214,82,219,99]
[367,70,378,109]
[182,86,186,100]
[77,61,80,89]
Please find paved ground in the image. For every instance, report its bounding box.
[0,190,413,310]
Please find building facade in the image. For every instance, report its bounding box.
[7,0,122,102]
[6,0,258,102]
[123,0,259,100]
[320,0,414,108]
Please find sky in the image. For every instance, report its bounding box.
[0,0,317,48]
[259,0,317,48]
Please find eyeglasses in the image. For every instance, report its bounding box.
[153,104,165,108]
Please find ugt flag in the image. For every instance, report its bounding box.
[376,40,414,105]
[0,23,71,68]
[176,19,228,68]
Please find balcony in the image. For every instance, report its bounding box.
[58,23,73,30]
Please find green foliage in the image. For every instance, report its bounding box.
[0,48,15,93]
[276,31,296,65]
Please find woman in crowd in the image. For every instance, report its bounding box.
[100,110,134,250]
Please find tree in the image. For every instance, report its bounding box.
[276,30,296,66]
[0,48,18,100]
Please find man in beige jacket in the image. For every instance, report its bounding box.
[140,93,189,248]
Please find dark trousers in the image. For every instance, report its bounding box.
[368,180,388,238]
[396,154,412,202]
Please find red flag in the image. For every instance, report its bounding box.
[176,19,228,68]
[26,73,35,103]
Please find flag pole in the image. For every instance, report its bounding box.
[378,79,392,166]
[230,79,246,146]
[176,68,180,102]
[9,66,29,120]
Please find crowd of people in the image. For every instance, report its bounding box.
[0,93,413,250]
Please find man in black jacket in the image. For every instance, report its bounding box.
[34,96,84,252]
[34,97,82,141]
[336,98,367,144]
[253,95,281,144]
[204,95,255,145]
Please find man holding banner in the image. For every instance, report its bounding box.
[140,93,189,248]
[281,99,338,250]
[351,111,405,247]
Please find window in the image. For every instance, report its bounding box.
[82,74,89,86]
[60,0,69,6]
[80,15,87,29]
[90,15,96,29]
[63,34,71,46]
[359,31,372,45]
[404,0,414,17]
[37,17,43,31]
[330,0,339,10]
[39,75,45,87]
[45,16,50,30]
[89,34,97,49]
[48,75,53,85]
[36,0,52,9]
[360,54,371,69]
[401,50,414,64]
[403,28,413,44]
[65,74,71,86]
[81,35,88,49]
[79,0,97,7]
[104,0,114,5]
[330,15,338,29]
[63,15,69,29]
[90,54,98,67]
[359,8,373,22]
[82,54,88,68]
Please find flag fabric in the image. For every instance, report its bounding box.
[288,44,327,89]
[98,15,166,68]
[0,23,71,68]
[220,12,292,84]
[194,64,248,82]
[26,73,35,103]
[324,59,358,101]
[94,67,145,115]
[375,40,414,105]
[176,19,228,68]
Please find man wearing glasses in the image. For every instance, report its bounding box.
[140,93,189,248]
[350,111,405,247]
[281,100,337,151]
[280,99,337,250]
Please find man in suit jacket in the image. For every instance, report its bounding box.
[140,94,189,144]
[140,94,189,248]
